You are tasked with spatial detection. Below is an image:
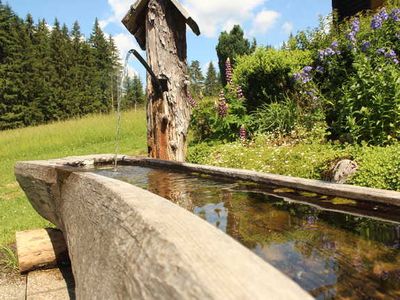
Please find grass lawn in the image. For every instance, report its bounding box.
[0,109,147,249]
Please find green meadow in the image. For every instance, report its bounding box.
[0,109,147,248]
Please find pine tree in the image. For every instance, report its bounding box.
[216,25,256,85]
[132,75,145,105]
[188,60,204,98]
[89,18,113,112]
[204,62,220,97]
[123,74,144,110]
[108,35,121,110]
[0,4,27,128]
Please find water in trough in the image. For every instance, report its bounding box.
[96,165,400,300]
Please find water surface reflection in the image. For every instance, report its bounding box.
[96,166,400,300]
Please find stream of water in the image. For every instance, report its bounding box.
[96,165,400,300]
[114,51,133,171]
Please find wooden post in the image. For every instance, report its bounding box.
[122,0,200,162]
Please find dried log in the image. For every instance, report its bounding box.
[16,228,69,274]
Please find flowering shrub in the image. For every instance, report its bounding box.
[233,48,312,110]
[190,59,250,142]
[291,4,400,145]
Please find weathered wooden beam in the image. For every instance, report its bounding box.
[16,228,69,274]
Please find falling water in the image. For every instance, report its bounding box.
[114,51,133,171]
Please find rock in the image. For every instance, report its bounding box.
[328,159,358,184]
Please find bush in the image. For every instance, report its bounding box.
[290,5,400,145]
[331,55,400,144]
[187,139,400,191]
[190,89,251,143]
[233,48,312,111]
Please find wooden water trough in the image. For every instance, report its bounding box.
[15,154,400,299]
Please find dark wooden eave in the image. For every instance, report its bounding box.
[332,0,384,21]
[122,0,200,50]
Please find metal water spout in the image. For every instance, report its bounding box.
[128,49,168,93]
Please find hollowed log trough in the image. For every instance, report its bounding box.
[15,155,400,299]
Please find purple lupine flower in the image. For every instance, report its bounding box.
[347,31,357,43]
[385,49,399,64]
[302,74,312,84]
[294,66,313,84]
[391,8,400,22]
[346,18,360,44]
[303,66,313,73]
[385,49,397,59]
[331,41,339,49]
[377,48,399,64]
[318,47,338,61]
[371,14,383,29]
[237,85,244,99]
[187,94,197,108]
[315,65,324,73]
[379,8,389,21]
[293,72,302,82]
[361,41,371,52]
[318,50,325,60]
[351,18,360,33]
[239,125,247,142]
[225,58,233,84]
[377,48,386,55]
[218,90,228,117]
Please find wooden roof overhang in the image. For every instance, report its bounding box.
[122,0,200,50]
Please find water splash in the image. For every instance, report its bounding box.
[114,51,133,171]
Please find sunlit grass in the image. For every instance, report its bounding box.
[0,109,147,246]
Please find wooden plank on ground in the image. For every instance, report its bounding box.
[16,228,69,274]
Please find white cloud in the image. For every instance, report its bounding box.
[282,21,293,34]
[182,0,266,37]
[101,0,131,29]
[103,0,277,40]
[113,32,142,76]
[250,10,280,35]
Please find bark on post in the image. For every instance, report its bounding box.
[146,0,189,161]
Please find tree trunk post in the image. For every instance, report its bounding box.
[145,0,190,161]
[122,0,200,162]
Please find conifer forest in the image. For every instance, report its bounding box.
[0,2,132,130]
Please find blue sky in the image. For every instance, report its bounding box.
[8,0,332,78]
